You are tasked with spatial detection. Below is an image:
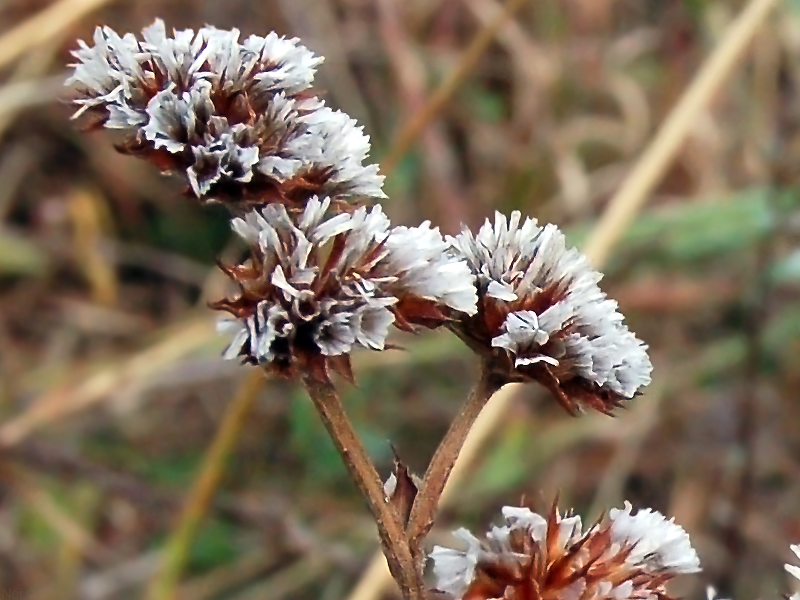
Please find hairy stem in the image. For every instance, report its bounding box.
[302,376,425,600]
[406,362,503,554]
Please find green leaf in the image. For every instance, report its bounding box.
[567,187,774,265]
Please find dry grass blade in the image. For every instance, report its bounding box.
[379,0,529,176]
[2,465,105,562]
[582,0,779,267]
[344,0,778,598]
[144,369,265,600]
[0,315,216,447]
[0,0,116,70]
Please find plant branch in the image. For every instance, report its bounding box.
[301,375,425,600]
[405,362,503,553]
[344,0,779,597]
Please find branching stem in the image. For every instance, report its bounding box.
[302,376,425,600]
[406,361,504,555]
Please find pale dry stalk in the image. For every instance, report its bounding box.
[144,371,264,600]
[0,0,115,69]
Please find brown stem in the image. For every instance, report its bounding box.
[406,361,504,554]
[302,376,425,600]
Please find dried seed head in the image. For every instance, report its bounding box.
[787,544,800,600]
[447,211,652,415]
[67,20,384,208]
[429,502,700,600]
[214,197,476,382]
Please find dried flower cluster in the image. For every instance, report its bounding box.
[66,20,652,408]
[67,19,384,208]
[429,502,700,600]
[213,196,477,383]
[64,20,745,600]
[448,212,652,414]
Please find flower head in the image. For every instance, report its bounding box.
[448,211,652,415]
[429,502,700,600]
[67,20,384,208]
[213,198,476,382]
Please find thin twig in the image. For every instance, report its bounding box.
[406,362,503,555]
[344,0,778,598]
[379,0,529,176]
[302,376,425,600]
[144,370,264,600]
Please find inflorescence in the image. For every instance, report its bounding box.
[68,19,384,209]
[429,502,700,600]
[66,19,652,412]
[212,196,477,382]
[448,212,652,414]
[67,18,800,600]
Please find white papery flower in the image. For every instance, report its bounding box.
[787,544,800,600]
[429,529,483,600]
[448,211,652,414]
[608,502,700,574]
[67,19,384,205]
[214,198,476,381]
[383,221,478,321]
[429,503,700,600]
[284,106,386,199]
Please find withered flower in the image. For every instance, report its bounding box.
[214,197,477,382]
[67,19,384,208]
[447,212,652,415]
[787,544,800,600]
[429,502,700,600]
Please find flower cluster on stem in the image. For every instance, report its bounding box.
[448,212,652,415]
[429,502,700,600]
[65,19,677,600]
[68,19,384,209]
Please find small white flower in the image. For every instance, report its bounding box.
[787,544,800,598]
[608,501,700,574]
[429,529,482,600]
[706,586,730,600]
[383,221,477,316]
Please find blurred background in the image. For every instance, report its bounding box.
[1,0,799,599]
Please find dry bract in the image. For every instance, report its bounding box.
[448,212,652,415]
[429,502,700,600]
